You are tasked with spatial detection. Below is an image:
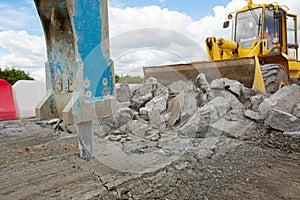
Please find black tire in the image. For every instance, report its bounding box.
[261,64,288,94]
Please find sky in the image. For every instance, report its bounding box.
[0,0,299,80]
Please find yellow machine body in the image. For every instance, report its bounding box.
[144,1,300,93]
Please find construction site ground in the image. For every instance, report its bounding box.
[0,119,299,200]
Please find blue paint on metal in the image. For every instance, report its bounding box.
[69,71,74,77]
[35,0,115,121]
[95,62,114,97]
[59,2,66,9]
[73,0,114,101]
[83,46,114,101]
[73,1,101,62]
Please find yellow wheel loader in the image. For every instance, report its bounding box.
[144,1,300,94]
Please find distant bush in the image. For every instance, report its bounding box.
[0,67,34,85]
[116,75,144,84]
[115,74,120,83]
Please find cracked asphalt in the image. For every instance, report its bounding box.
[0,119,299,200]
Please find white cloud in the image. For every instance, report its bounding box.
[110,28,206,76]
[0,30,46,80]
[0,2,41,34]
[109,0,248,75]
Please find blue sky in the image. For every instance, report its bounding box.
[110,0,232,19]
[0,1,42,35]
[0,0,232,35]
[0,0,299,79]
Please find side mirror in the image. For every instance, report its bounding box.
[223,21,230,28]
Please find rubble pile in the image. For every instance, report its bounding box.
[105,74,300,143]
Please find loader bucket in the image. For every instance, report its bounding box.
[144,57,257,88]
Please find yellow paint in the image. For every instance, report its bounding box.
[252,56,266,93]
[206,37,221,61]
[203,2,299,94]
[218,38,238,50]
[288,61,300,79]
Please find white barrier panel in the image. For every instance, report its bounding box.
[13,80,46,119]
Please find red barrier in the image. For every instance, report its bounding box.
[0,79,16,120]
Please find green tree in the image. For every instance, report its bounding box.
[116,75,144,84]
[0,67,34,85]
[115,74,120,83]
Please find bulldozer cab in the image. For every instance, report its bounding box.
[230,3,299,60]
[235,7,262,48]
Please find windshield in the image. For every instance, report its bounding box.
[235,8,262,48]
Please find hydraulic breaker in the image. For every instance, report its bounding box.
[34,0,116,158]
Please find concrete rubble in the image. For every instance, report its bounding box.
[110,76,300,152]
[1,76,300,199]
[14,76,291,163]
[33,77,298,172]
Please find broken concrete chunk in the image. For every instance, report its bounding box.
[166,92,184,127]
[181,92,199,123]
[149,110,162,129]
[166,91,198,127]
[258,84,300,118]
[265,108,300,132]
[227,92,244,109]
[242,87,261,100]
[126,120,149,137]
[244,109,264,123]
[115,108,133,127]
[207,89,243,110]
[131,82,154,109]
[196,73,210,92]
[163,112,172,123]
[210,78,244,97]
[144,95,168,114]
[116,82,131,103]
[179,96,231,137]
[207,88,224,99]
[250,94,267,111]
[209,117,256,139]
[293,103,300,118]
[168,80,194,94]
[178,109,202,137]
[226,80,244,97]
[210,79,226,90]
[145,77,169,98]
[139,107,152,116]
[225,108,245,122]
[197,90,209,107]
[206,91,241,115]
[206,96,232,121]
[98,115,118,134]
[117,102,130,110]
[153,84,169,98]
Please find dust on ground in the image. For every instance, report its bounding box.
[0,119,299,200]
